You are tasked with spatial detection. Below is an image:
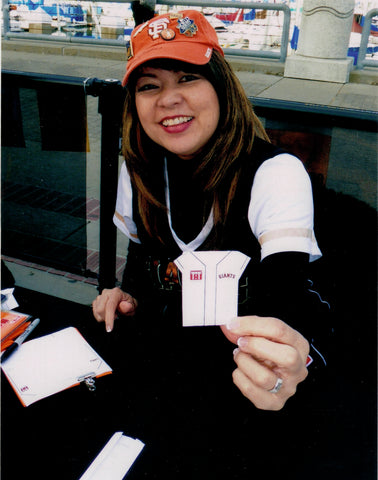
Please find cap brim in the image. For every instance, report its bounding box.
[122,42,213,86]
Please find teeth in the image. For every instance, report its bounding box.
[162,116,192,127]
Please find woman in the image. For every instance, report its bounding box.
[92,10,331,411]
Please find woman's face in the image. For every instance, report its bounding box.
[134,66,220,160]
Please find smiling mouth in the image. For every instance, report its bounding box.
[161,116,193,127]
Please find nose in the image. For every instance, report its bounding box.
[156,85,183,109]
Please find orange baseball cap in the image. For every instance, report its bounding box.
[122,9,224,86]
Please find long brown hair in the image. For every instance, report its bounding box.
[121,50,269,240]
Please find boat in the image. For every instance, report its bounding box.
[8,0,87,33]
[352,12,378,37]
[205,7,284,52]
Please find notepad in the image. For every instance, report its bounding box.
[1,326,112,407]
[79,432,144,480]
[1,310,32,351]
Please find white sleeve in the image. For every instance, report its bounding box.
[248,153,322,262]
[113,162,141,243]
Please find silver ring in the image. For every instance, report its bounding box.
[268,377,283,394]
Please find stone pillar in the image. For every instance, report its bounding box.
[284,0,355,83]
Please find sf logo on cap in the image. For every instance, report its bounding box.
[148,18,170,39]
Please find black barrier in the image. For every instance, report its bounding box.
[1,70,124,292]
[250,95,377,210]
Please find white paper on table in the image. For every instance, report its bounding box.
[79,432,144,480]
[1,288,19,311]
[174,251,250,326]
[1,326,112,406]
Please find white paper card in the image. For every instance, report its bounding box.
[79,432,144,480]
[1,327,112,406]
[1,288,19,311]
[174,251,250,326]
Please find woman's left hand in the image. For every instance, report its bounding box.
[220,316,309,410]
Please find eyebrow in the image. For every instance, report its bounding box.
[136,73,157,80]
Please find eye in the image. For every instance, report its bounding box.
[179,74,201,83]
[136,82,159,93]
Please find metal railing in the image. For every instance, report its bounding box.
[157,1,291,62]
[356,8,378,69]
[3,0,291,62]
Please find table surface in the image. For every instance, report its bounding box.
[1,286,376,480]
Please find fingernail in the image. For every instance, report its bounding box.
[226,317,240,331]
[237,337,248,348]
[233,347,240,356]
[106,325,113,333]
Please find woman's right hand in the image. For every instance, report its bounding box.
[92,287,138,332]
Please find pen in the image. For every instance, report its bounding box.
[1,318,40,362]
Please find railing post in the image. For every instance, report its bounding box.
[2,0,10,35]
[85,78,126,292]
[356,8,378,70]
